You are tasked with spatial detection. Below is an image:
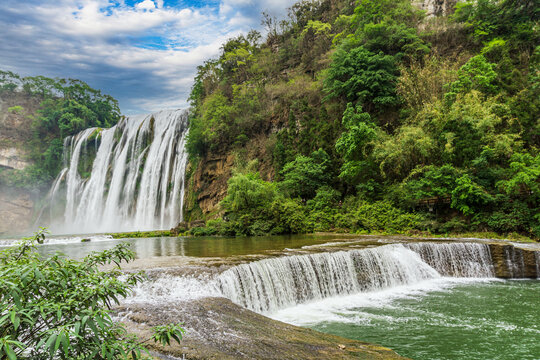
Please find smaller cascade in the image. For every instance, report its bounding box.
[216,245,440,313]
[406,242,495,277]
[215,242,498,313]
[536,252,540,278]
[503,246,526,278]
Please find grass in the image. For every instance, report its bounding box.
[107,230,173,239]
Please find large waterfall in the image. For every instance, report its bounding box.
[41,109,189,234]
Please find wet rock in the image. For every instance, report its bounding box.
[118,297,408,360]
[489,244,539,278]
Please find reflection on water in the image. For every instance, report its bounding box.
[31,234,358,259]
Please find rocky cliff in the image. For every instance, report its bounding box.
[0,92,41,235]
[185,132,276,218]
[0,92,38,170]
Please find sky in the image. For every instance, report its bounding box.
[0,0,296,114]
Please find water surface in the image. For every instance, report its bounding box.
[274,279,540,360]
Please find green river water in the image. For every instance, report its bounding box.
[274,279,540,360]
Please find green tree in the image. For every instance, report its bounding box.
[279,149,331,199]
[324,45,398,110]
[0,229,183,359]
[451,174,492,215]
[444,55,498,104]
[335,103,378,184]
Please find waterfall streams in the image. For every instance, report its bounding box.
[128,242,509,314]
[215,243,494,313]
[42,109,189,234]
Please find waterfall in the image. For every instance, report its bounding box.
[405,242,494,277]
[535,252,540,279]
[42,109,189,234]
[215,243,495,313]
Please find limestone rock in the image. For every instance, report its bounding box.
[413,0,458,17]
[118,297,409,360]
[0,188,34,235]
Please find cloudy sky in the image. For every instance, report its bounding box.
[0,0,296,114]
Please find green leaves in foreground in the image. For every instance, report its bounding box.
[0,228,184,359]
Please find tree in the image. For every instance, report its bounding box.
[279,149,331,199]
[325,44,398,110]
[0,229,183,359]
[335,103,378,184]
[451,174,492,215]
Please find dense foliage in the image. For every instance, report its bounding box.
[0,71,120,189]
[0,229,183,359]
[187,0,539,238]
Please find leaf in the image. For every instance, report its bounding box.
[4,343,17,360]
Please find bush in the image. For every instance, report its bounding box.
[279,149,331,199]
[0,229,183,359]
[324,44,399,110]
[352,200,424,232]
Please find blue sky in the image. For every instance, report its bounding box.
[0,0,296,114]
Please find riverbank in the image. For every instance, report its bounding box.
[106,228,538,243]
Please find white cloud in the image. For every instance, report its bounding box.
[135,0,156,11]
[0,0,294,114]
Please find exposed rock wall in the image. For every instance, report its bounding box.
[489,244,540,278]
[185,133,275,217]
[414,0,459,17]
[0,92,39,169]
[0,92,41,235]
[0,187,35,236]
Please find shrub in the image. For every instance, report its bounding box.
[324,44,399,110]
[279,149,331,199]
[0,229,183,359]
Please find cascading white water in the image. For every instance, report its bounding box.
[405,242,494,277]
[535,251,540,278]
[43,109,189,234]
[215,243,495,313]
[216,245,439,313]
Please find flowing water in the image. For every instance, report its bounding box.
[38,109,189,234]
[273,279,540,360]
[2,233,538,358]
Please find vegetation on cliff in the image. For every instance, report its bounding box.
[0,72,120,190]
[186,0,539,238]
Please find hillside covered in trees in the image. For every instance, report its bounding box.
[0,72,121,191]
[184,0,540,239]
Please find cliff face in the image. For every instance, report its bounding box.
[186,133,276,217]
[0,188,35,236]
[0,92,38,170]
[413,0,458,17]
[0,92,41,235]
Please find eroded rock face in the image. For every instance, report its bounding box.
[0,147,30,170]
[414,0,459,17]
[118,298,409,360]
[0,93,41,234]
[489,244,540,278]
[0,92,39,166]
[190,154,235,215]
[0,188,34,235]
